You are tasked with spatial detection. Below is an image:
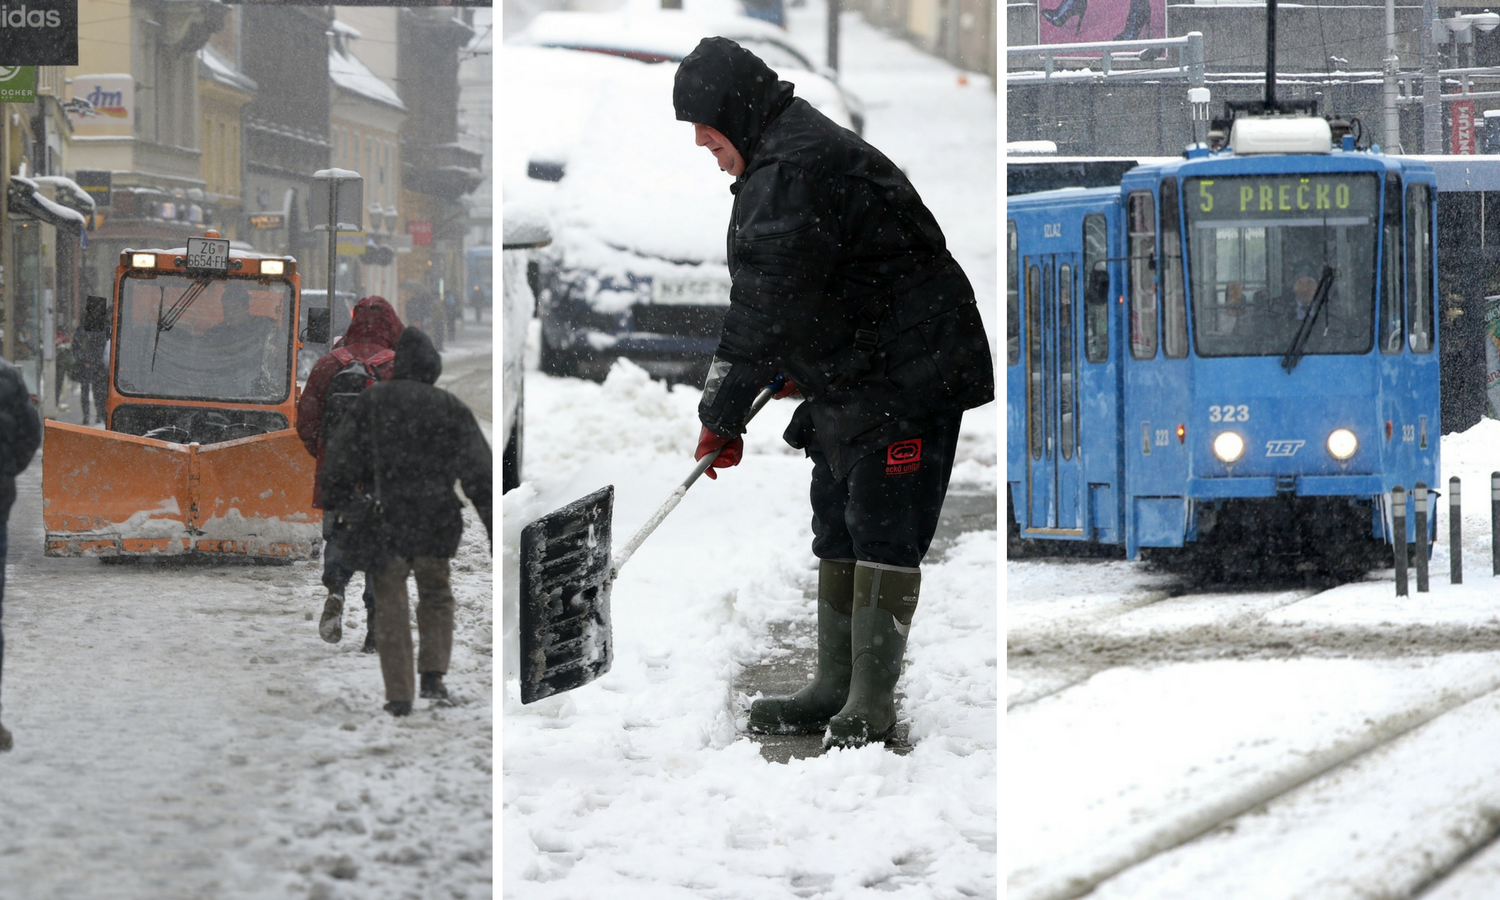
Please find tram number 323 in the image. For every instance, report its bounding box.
[1208,404,1250,422]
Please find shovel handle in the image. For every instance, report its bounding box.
[611,385,777,578]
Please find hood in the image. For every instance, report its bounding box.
[393,327,441,384]
[673,37,795,166]
[343,295,404,349]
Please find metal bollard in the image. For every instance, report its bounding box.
[1493,473,1500,577]
[1394,486,1409,597]
[1451,477,1462,585]
[1415,482,1429,593]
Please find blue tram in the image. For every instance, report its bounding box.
[1006,116,1440,576]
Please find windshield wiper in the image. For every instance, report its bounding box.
[1280,264,1336,373]
[151,277,213,370]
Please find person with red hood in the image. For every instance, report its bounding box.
[297,296,405,652]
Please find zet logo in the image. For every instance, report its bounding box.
[1265,439,1306,457]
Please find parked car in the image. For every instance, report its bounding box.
[502,210,550,493]
[503,44,854,384]
[512,9,863,134]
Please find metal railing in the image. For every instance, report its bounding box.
[1007,32,1205,86]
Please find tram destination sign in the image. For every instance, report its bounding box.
[185,237,230,272]
[1186,174,1377,222]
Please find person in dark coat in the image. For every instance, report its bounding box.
[673,38,994,748]
[297,296,404,652]
[321,328,492,717]
[71,320,108,425]
[0,354,43,751]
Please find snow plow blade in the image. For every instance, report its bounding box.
[41,421,322,560]
[518,485,615,704]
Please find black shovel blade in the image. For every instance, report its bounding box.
[518,485,614,704]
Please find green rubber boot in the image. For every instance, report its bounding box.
[824,562,920,749]
[747,559,856,734]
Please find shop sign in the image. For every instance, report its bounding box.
[336,233,367,256]
[1453,100,1478,156]
[70,73,132,126]
[0,67,35,103]
[0,0,76,66]
[74,169,110,208]
[249,212,285,230]
[407,220,433,246]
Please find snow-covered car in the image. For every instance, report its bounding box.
[511,9,864,134]
[503,45,855,384]
[501,210,550,493]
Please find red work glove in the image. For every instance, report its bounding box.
[773,379,800,399]
[695,426,743,480]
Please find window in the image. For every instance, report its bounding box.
[1407,184,1434,353]
[1083,213,1109,363]
[1027,263,1044,460]
[1059,263,1076,460]
[1128,192,1158,359]
[1007,221,1019,365]
[1380,174,1404,354]
[1161,179,1189,358]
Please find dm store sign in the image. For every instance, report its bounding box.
[69,73,132,127]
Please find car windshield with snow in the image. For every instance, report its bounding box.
[505,39,857,383]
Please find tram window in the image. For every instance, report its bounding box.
[1027,263,1044,461]
[1059,263,1076,460]
[1160,179,1189,359]
[1008,221,1020,366]
[1128,191,1158,359]
[1083,213,1109,363]
[1407,184,1434,354]
[1380,174,1404,355]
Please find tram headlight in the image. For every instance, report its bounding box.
[1327,428,1358,460]
[1212,431,1245,463]
[130,253,156,269]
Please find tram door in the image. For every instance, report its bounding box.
[1023,251,1086,535]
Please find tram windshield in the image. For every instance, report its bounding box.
[1185,173,1377,358]
[115,274,294,403]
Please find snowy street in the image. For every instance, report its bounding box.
[502,3,998,896]
[1009,420,1500,900]
[0,329,495,900]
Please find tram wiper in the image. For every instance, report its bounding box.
[1280,264,1336,373]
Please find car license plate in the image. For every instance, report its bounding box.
[651,278,731,306]
[185,237,230,271]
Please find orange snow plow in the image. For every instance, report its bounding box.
[42,232,331,561]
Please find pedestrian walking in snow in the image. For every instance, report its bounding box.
[297,296,404,653]
[321,328,492,717]
[72,319,108,425]
[674,38,994,748]
[0,353,43,751]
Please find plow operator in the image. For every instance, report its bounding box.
[673,38,994,748]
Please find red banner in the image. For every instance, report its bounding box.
[1453,99,1477,155]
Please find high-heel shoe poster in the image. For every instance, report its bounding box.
[1038,0,1165,47]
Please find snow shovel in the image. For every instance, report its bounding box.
[518,385,776,704]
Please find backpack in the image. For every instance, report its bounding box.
[321,347,395,437]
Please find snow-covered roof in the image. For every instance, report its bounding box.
[331,19,361,39]
[330,45,405,112]
[197,45,257,95]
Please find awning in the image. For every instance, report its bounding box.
[8,175,89,247]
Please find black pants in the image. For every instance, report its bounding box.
[1,486,12,711]
[79,376,106,423]
[808,414,962,569]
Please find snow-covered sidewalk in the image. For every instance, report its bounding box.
[502,5,998,897]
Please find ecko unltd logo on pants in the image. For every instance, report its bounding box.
[0,0,77,66]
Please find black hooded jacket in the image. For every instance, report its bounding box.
[674,38,994,478]
[321,328,492,560]
[0,356,42,521]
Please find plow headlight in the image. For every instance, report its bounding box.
[260,259,285,275]
[1213,431,1245,463]
[130,253,156,269]
[1328,428,1358,460]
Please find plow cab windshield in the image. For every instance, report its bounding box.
[116,274,294,404]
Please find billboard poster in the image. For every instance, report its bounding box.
[1038,0,1168,47]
